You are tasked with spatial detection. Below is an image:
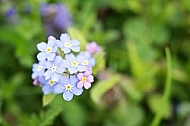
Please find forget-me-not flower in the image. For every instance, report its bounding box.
[56,33,80,54]
[31,60,46,79]
[63,53,86,74]
[54,75,83,101]
[41,78,59,95]
[44,56,66,81]
[37,36,58,61]
[80,51,95,67]
[77,71,94,89]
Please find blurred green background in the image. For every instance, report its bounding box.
[0,0,190,126]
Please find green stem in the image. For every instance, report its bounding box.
[150,47,172,126]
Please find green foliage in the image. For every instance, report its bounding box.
[1,0,190,126]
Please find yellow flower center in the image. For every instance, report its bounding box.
[37,65,43,71]
[46,47,52,53]
[82,60,88,65]
[71,61,78,67]
[49,80,55,85]
[81,77,87,82]
[65,42,71,47]
[65,84,72,91]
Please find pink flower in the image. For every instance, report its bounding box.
[77,71,94,89]
[86,42,101,54]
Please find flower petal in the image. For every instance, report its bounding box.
[54,84,64,94]
[63,91,73,101]
[47,53,56,61]
[77,81,83,88]
[87,75,94,82]
[71,46,80,52]
[72,87,83,95]
[60,33,70,42]
[70,40,80,46]
[42,85,52,94]
[70,75,79,85]
[77,73,84,80]
[84,82,91,89]
[66,54,75,62]
[37,52,46,61]
[56,65,66,73]
[62,47,70,54]
[62,60,70,68]
[77,65,86,72]
[68,67,77,74]
[59,76,69,85]
[76,54,85,63]
[44,70,52,80]
[37,42,46,51]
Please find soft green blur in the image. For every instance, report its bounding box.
[0,0,190,126]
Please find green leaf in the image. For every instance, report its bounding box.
[90,73,120,105]
[67,27,87,51]
[42,93,56,107]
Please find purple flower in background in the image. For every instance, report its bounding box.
[31,60,46,79]
[54,75,83,101]
[77,71,94,89]
[86,42,101,54]
[44,56,66,81]
[37,37,57,61]
[40,3,72,37]
[56,33,80,54]
[80,51,95,67]
[6,7,16,18]
[63,53,86,74]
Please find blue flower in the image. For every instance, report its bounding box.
[37,36,57,61]
[44,56,66,82]
[80,51,95,67]
[56,33,80,54]
[31,60,46,79]
[54,75,83,101]
[41,78,59,95]
[40,3,72,37]
[63,53,86,74]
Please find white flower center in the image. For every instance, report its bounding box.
[65,84,73,91]
[37,65,43,71]
[50,65,57,72]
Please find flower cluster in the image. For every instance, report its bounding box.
[32,33,97,101]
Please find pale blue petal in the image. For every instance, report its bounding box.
[56,40,63,47]
[76,54,85,63]
[72,87,83,96]
[62,60,70,68]
[47,39,55,46]
[32,72,37,79]
[54,56,62,65]
[89,58,96,67]
[45,61,52,68]
[59,76,69,85]
[77,65,86,72]
[71,46,80,52]
[60,33,70,42]
[51,72,60,82]
[70,40,80,46]
[56,65,66,73]
[63,91,73,101]
[68,67,77,74]
[47,53,55,61]
[44,70,52,80]
[65,54,75,62]
[37,52,46,61]
[37,42,46,51]
[52,46,58,52]
[62,47,70,54]
[42,85,52,94]
[54,84,64,94]
[70,75,79,85]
